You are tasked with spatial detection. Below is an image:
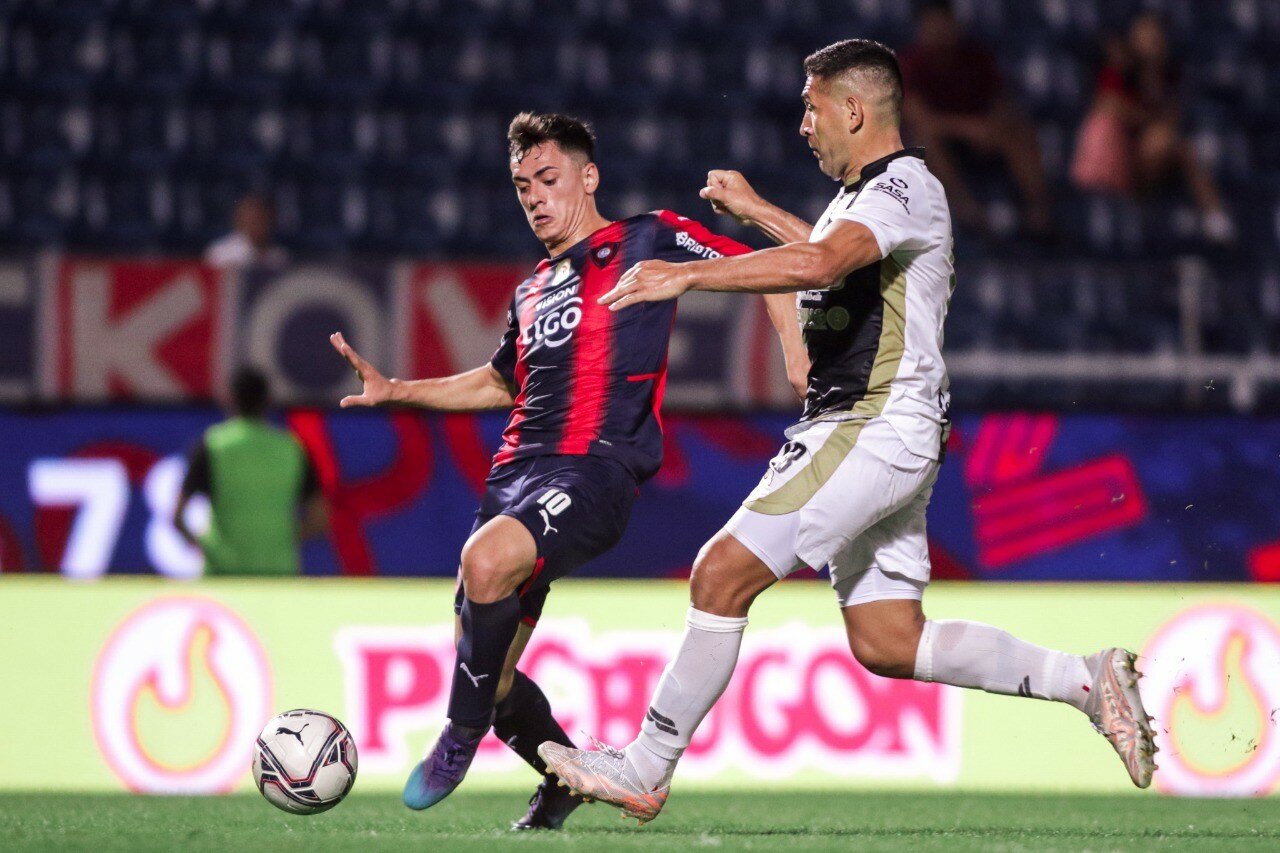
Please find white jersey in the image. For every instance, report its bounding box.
[798,147,953,460]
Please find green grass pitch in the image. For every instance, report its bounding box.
[2,791,1279,852]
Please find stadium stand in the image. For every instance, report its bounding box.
[1,0,1278,409]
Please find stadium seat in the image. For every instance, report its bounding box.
[0,0,1276,373]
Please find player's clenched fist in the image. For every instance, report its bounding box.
[699,169,763,225]
[329,331,398,407]
[598,260,693,311]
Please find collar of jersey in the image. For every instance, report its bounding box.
[538,219,622,270]
[843,147,926,192]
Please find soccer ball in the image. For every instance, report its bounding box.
[253,709,358,814]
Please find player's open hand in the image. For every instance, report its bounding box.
[699,170,762,225]
[598,260,692,311]
[330,332,397,407]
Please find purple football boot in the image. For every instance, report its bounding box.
[403,722,487,810]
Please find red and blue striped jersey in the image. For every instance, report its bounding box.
[489,210,749,481]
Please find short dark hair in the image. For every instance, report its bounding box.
[230,367,270,418]
[507,112,596,162]
[803,39,904,122]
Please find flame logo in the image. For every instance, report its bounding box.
[93,597,271,793]
[128,624,235,773]
[1167,633,1268,778]
[1143,604,1280,797]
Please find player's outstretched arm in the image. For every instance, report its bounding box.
[600,220,881,310]
[329,332,515,412]
[700,170,813,246]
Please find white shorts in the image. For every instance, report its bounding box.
[723,416,939,608]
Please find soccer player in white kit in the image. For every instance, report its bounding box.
[539,39,1156,822]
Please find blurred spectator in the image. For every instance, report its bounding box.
[173,367,326,576]
[204,194,289,270]
[1071,13,1235,244]
[900,0,1052,236]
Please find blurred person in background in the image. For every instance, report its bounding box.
[1071,13,1235,244]
[900,0,1053,236]
[173,367,326,576]
[204,193,289,271]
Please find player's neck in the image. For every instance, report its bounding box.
[544,207,612,258]
[841,131,906,186]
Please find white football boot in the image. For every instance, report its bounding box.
[1083,648,1158,788]
[537,737,668,825]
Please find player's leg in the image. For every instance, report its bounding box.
[835,480,1156,787]
[841,596,1090,700]
[642,419,915,764]
[404,515,539,810]
[451,515,539,721]
[449,577,545,706]
[623,530,776,784]
[470,456,636,823]
[492,589,589,830]
[493,620,546,762]
[839,594,1156,787]
[539,529,777,822]
[448,576,585,829]
[832,480,1092,697]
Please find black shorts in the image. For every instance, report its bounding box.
[453,454,638,625]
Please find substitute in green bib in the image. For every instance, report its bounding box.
[174,368,327,576]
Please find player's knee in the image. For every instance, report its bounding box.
[688,574,724,615]
[459,539,524,603]
[849,634,916,680]
[689,540,761,617]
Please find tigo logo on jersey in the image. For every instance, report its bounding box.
[92,597,271,793]
[1143,603,1280,796]
[522,297,583,348]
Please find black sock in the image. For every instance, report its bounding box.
[447,594,522,729]
[493,669,575,776]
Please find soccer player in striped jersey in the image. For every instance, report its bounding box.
[330,112,807,830]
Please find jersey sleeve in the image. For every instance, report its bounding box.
[829,168,932,258]
[488,298,519,385]
[650,210,752,262]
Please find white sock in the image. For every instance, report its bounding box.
[625,606,748,790]
[913,620,1092,712]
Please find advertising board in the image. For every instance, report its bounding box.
[2,579,1276,798]
[2,410,1279,582]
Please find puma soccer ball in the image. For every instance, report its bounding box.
[253,709,358,814]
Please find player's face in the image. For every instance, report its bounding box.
[799,76,850,181]
[511,143,597,249]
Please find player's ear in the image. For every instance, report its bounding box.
[582,161,600,194]
[846,93,865,134]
